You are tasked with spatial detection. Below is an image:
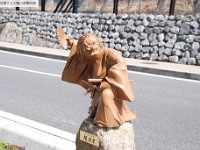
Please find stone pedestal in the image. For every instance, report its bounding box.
[76,117,136,150]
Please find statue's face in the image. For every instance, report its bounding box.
[83,36,102,61]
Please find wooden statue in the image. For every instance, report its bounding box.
[57,28,136,128]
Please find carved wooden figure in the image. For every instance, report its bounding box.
[57,28,136,128]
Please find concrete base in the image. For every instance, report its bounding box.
[76,117,136,150]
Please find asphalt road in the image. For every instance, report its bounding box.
[0,50,200,150]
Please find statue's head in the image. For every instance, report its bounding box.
[77,33,104,62]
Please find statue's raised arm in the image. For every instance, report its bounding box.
[56,28,73,49]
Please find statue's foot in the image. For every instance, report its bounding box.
[95,123,104,127]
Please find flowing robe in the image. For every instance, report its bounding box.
[62,41,136,127]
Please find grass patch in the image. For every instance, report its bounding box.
[0,141,25,150]
[0,141,7,150]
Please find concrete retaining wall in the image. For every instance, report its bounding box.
[0,10,200,66]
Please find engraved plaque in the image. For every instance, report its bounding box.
[80,130,99,147]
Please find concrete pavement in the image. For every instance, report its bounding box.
[0,41,200,150]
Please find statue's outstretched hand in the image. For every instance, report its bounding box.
[56,28,73,49]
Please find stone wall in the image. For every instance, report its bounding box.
[0,10,200,66]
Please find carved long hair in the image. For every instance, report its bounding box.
[76,33,104,62]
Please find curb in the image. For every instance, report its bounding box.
[127,64,200,81]
[0,45,68,61]
[0,44,200,81]
[0,110,76,150]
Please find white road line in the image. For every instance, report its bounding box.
[128,70,200,83]
[1,50,199,84]
[0,64,199,83]
[0,64,61,77]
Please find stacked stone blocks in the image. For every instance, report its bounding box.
[0,10,200,66]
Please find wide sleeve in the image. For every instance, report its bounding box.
[102,50,134,102]
[61,41,87,84]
